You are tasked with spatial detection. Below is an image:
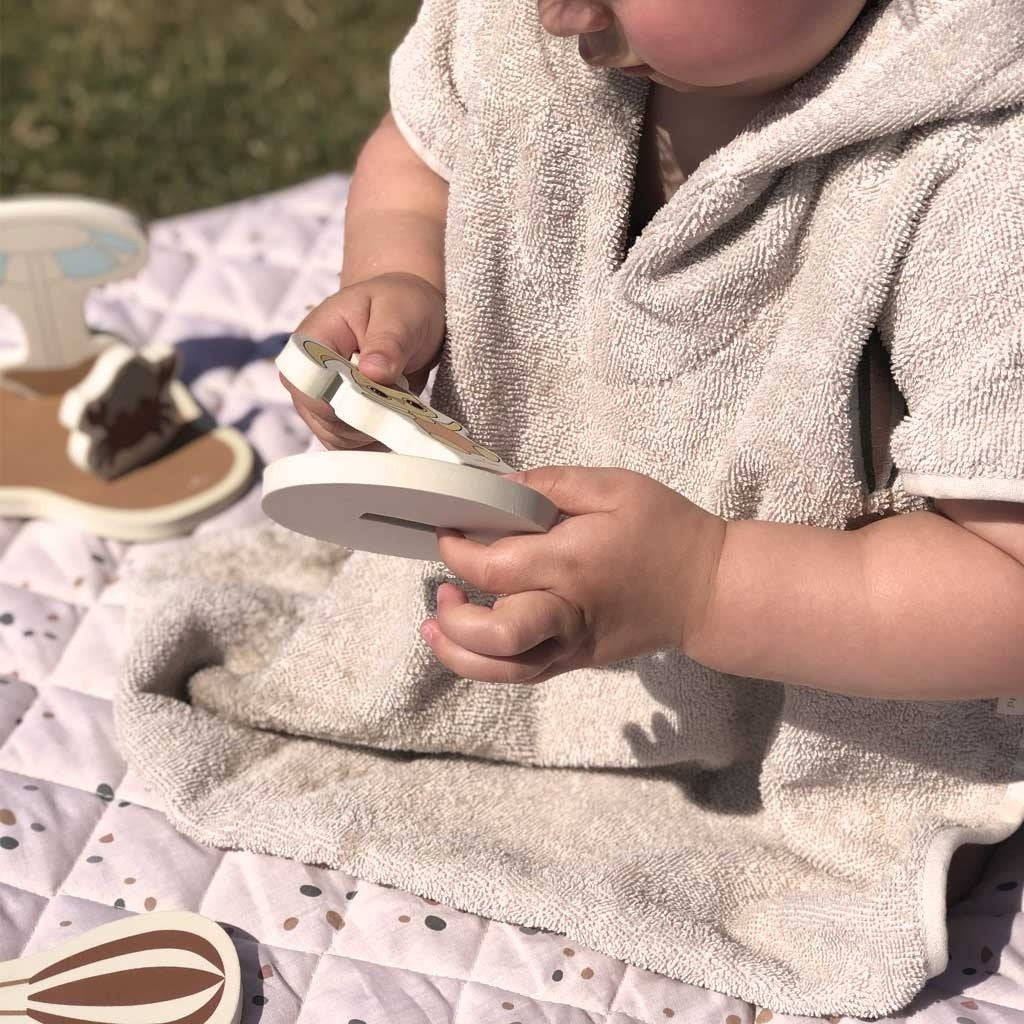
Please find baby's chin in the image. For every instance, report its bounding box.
[644,66,792,98]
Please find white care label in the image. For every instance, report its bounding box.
[997,696,1024,715]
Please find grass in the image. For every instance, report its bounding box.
[2,0,421,218]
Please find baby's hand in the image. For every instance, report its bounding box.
[422,467,727,683]
[281,272,446,449]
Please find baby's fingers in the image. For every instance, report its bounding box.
[296,405,374,450]
[420,617,562,684]
[434,584,570,658]
[279,371,375,449]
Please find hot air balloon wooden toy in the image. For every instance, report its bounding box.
[262,332,560,560]
[0,910,242,1023]
[0,194,254,541]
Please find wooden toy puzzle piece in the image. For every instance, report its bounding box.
[0,193,256,540]
[58,340,185,480]
[0,910,242,1023]
[0,355,255,541]
[0,195,148,373]
[267,333,559,559]
[276,332,514,473]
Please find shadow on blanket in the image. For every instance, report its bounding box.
[212,923,267,1020]
[170,330,291,465]
[175,332,289,386]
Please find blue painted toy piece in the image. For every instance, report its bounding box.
[0,194,149,371]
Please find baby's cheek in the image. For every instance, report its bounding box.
[622,0,766,82]
[623,0,863,87]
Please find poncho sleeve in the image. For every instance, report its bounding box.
[879,110,1024,503]
[388,0,470,182]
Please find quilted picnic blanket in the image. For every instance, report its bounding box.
[1,175,1023,1022]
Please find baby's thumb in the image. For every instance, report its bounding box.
[504,466,618,514]
[357,313,418,385]
[293,300,360,360]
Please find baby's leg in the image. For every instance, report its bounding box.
[946,843,992,906]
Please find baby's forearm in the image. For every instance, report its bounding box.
[688,510,1024,700]
[340,110,449,296]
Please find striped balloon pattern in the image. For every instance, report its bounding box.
[0,926,235,1024]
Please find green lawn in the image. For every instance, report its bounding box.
[2,0,421,219]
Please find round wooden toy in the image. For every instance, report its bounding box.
[263,449,559,560]
[263,333,560,559]
[0,910,242,1023]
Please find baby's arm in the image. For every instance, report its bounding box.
[423,468,1023,700]
[283,110,449,448]
[340,109,449,295]
[689,500,1024,699]
[691,118,1024,702]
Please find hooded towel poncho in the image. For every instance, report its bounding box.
[116,0,1024,1014]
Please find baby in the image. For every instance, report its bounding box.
[284,0,1022,902]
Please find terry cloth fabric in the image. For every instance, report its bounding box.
[116,0,1024,1015]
